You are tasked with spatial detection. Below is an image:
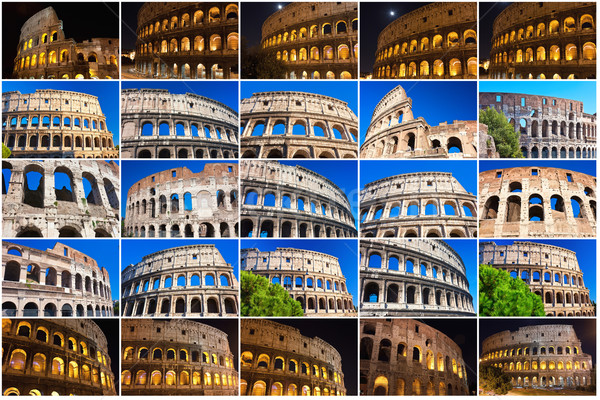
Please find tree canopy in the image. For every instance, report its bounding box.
[479,365,512,395]
[479,107,523,158]
[240,270,304,316]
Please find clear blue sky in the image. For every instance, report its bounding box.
[240,239,359,308]
[2,81,120,144]
[121,81,239,113]
[480,160,597,177]
[479,81,596,114]
[360,160,477,194]
[241,81,358,115]
[444,239,478,310]
[359,81,477,144]
[279,160,358,228]
[480,239,596,304]
[5,239,119,301]
[121,160,236,218]
[121,239,239,279]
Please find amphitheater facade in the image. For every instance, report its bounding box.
[360,319,469,395]
[360,172,478,238]
[480,324,594,388]
[373,2,477,79]
[240,160,357,238]
[480,241,594,316]
[121,244,238,317]
[2,318,116,396]
[121,88,238,159]
[241,247,356,316]
[479,166,596,238]
[488,2,596,79]
[13,6,119,79]
[3,89,118,159]
[2,160,120,238]
[124,164,238,238]
[121,319,238,395]
[240,91,358,159]
[134,2,239,79]
[361,85,478,159]
[261,2,358,79]
[480,92,596,159]
[241,319,346,396]
[360,239,474,317]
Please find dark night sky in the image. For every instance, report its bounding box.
[241,2,290,51]
[2,2,119,78]
[121,2,144,50]
[94,318,120,392]
[479,2,511,60]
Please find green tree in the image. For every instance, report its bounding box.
[241,271,304,316]
[479,265,545,316]
[479,107,523,158]
[479,365,512,395]
[2,143,11,158]
[241,38,288,79]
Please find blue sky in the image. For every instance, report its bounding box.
[2,81,120,144]
[121,239,239,279]
[359,81,477,144]
[480,160,597,177]
[480,239,596,304]
[4,239,119,301]
[479,81,597,114]
[121,81,239,113]
[279,160,359,228]
[241,81,358,115]
[360,160,477,194]
[240,239,359,307]
[121,160,236,218]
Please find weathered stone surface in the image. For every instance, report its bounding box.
[478,124,499,158]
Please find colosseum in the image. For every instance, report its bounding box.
[480,324,594,389]
[12,6,119,79]
[121,319,238,395]
[260,2,358,79]
[2,160,120,238]
[360,172,478,238]
[240,247,356,316]
[479,166,596,238]
[360,239,475,317]
[480,92,596,159]
[360,319,469,395]
[479,241,594,316]
[134,2,239,79]
[121,244,238,317]
[241,319,347,396]
[2,318,117,396]
[241,160,357,238]
[479,124,500,158]
[124,164,238,238]
[240,91,358,159]
[488,2,596,79]
[360,85,478,159]
[373,2,477,79]
[120,88,238,159]
[2,89,119,159]
[2,241,114,318]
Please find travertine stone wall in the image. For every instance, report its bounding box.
[479,124,499,158]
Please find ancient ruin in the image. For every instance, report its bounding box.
[2,318,116,395]
[360,319,469,395]
[261,2,358,79]
[361,85,478,158]
[479,124,499,158]
[479,166,596,237]
[360,172,477,238]
[124,164,238,238]
[3,89,118,158]
[373,2,477,79]
[241,160,357,238]
[2,160,120,238]
[240,91,358,158]
[241,319,346,395]
[13,6,119,79]
[120,88,238,159]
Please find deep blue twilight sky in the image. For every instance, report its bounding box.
[121,81,239,113]
[4,239,119,301]
[480,160,597,177]
[360,81,477,144]
[1,81,120,144]
[240,239,359,307]
[121,239,239,279]
[480,239,596,304]
[479,81,597,114]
